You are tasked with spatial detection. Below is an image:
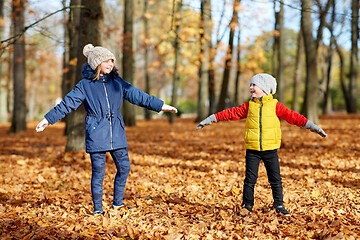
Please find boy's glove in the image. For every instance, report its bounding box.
[305,120,327,137]
[196,114,217,130]
[36,118,49,132]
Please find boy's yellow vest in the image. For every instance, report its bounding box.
[245,94,281,151]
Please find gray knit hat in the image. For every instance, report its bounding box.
[83,43,116,70]
[250,73,277,95]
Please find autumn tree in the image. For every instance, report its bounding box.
[301,0,319,122]
[233,28,241,106]
[0,0,6,123]
[9,0,26,133]
[143,0,151,121]
[301,0,333,122]
[62,0,81,102]
[322,1,336,114]
[292,27,304,113]
[122,0,136,126]
[273,0,285,103]
[65,0,104,152]
[217,0,240,112]
[195,0,211,122]
[62,0,69,101]
[349,0,358,113]
[62,0,81,135]
[208,0,226,114]
[169,0,182,124]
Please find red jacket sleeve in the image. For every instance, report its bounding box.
[215,102,249,121]
[276,102,308,127]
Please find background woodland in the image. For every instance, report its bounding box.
[0,1,358,145]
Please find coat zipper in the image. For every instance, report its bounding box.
[103,82,113,149]
[259,98,263,151]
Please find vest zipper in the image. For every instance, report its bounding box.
[259,98,263,151]
[102,82,113,150]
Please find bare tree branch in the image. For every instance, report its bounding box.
[0,5,84,55]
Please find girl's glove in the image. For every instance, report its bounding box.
[196,114,217,130]
[162,104,178,113]
[36,118,49,132]
[305,120,327,137]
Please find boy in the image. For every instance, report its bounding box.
[196,73,327,216]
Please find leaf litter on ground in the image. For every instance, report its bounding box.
[0,114,359,239]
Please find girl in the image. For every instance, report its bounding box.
[196,73,327,216]
[36,44,177,215]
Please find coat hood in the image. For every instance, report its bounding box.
[81,63,119,80]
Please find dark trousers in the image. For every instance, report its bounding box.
[242,149,284,207]
[90,148,131,212]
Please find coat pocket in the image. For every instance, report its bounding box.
[117,115,125,129]
[88,121,99,135]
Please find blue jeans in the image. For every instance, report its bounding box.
[242,149,284,207]
[90,148,131,213]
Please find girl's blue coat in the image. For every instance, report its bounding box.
[45,64,164,153]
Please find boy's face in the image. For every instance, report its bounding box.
[250,83,267,98]
[100,59,114,75]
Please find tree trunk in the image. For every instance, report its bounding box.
[122,0,136,126]
[62,0,69,100]
[10,0,27,133]
[349,0,359,113]
[301,0,319,123]
[273,0,285,102]
[292,27,303,113]
[323,35,334,114]
[7,41,13,119]
[169,0,182,124]
[63,0,81,136]
[300,0,333,121]
[143,0,151,121]
[0,0,7,123]
[334,39,350,111]
[234,28,241,106]
[65,0,105,152]
[217,0,240,112]
[323,1,336,114]
[208,46,216,115]
[196,0,211,122]
[208,0,226,115]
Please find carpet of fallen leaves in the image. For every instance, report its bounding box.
[0,114,359,240]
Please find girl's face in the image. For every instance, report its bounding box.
[250,83,267,98]
[100,59,114,75]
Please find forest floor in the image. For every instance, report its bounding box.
[0,114,359,239]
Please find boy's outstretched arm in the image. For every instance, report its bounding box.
[196,103,249,130]
[305,120,327,137]
[276,102,327,138]
[196,114,217,130]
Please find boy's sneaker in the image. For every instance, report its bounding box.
[111,204,131,210]
[275,205,290,216]
[243,204,253,212]
[237,204,253,216]
[93,210,104,216]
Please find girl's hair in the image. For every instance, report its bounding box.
[93,60,117,81]
[93,66,102,81]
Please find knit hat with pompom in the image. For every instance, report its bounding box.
[83,44,116,70]
[250,73,277,95]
